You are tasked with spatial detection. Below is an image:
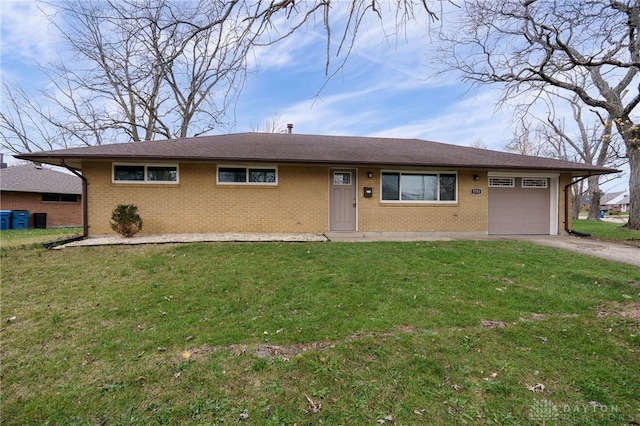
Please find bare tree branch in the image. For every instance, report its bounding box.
[437,0,640,229]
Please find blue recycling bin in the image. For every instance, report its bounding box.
[0,210,11,230]
[11,210,29,230]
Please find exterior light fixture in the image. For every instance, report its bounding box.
[367,171,373,178]
[473,174,480,181]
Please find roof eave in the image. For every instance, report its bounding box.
[15,154,620,176]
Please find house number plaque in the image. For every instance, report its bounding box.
[471,188,482,195]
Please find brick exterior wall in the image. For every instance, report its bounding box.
[84,162,328,234]
[358,169,487,232]
[0,191,82,228]
[82,161,572,236]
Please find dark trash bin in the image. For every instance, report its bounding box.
[11,210,29,230]
[34,213,47,229]
[0,210,11,230]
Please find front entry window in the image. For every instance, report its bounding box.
[333,172,352,185]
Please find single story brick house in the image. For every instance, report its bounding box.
[0,163,82,228]
[16,132,617,237]
[601,191,630,213]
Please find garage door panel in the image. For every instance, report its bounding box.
[488,179,550,235]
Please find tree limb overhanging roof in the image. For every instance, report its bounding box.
[15,132,619,176]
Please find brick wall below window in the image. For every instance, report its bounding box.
[0,191,82,228]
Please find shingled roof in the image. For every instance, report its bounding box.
[0,164,82,194]
[16,132,618,176]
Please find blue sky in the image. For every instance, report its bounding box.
[0,1,629,192]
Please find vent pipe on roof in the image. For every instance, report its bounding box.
[287,123,293,134]
[0,154,7,169]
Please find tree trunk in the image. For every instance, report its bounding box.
[571,181,584,220]
[586,176,602,221]
[627,147,640,230]
[614,119,640,230]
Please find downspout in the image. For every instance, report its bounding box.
[62,160,89,239]
[564,175,591,237]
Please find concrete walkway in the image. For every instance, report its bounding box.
[57,231,639,267]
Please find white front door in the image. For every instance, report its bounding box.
[330,169,357,231]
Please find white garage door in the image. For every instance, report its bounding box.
[488,177,551,235]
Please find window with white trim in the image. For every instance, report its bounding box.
[489,177,515,187]
[381,172,457,202]
[113,164,178,183]
[522,178,548,188]
[217,166,277,185]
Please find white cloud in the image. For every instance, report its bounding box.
[0,1,58,69]
[369,88,515,147]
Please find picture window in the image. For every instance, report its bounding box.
[381,172,457,202]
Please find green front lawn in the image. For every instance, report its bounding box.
[2,241,639,425]
[572,219,640,246]
[0,227,83,249]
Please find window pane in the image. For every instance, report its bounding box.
[60,194,79,203]
[249,168,276,183]
[114,165,144,181]
[439,174,457,201]
[333,172,351,185]
[401,174,437,200]
[489,177,514,187]
[42,193,59,202]
[219,167,246,182]
[522,178,547,188]
[382,173,400,200]
[147,166,177,181]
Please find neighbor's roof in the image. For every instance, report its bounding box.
[15,132,618,176]
[0,164,82,194]
[601,191,625,204]
[602,192,630,205]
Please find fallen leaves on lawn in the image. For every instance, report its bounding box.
[377,414,394,424]
[304,394,322,413]
[527,383,546,393]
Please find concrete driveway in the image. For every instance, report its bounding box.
[501,235,640,267]
[324,232,639,267]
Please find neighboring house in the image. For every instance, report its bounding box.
[0,163,82,228]
[601,191,630,213]
[16,132,617,236]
